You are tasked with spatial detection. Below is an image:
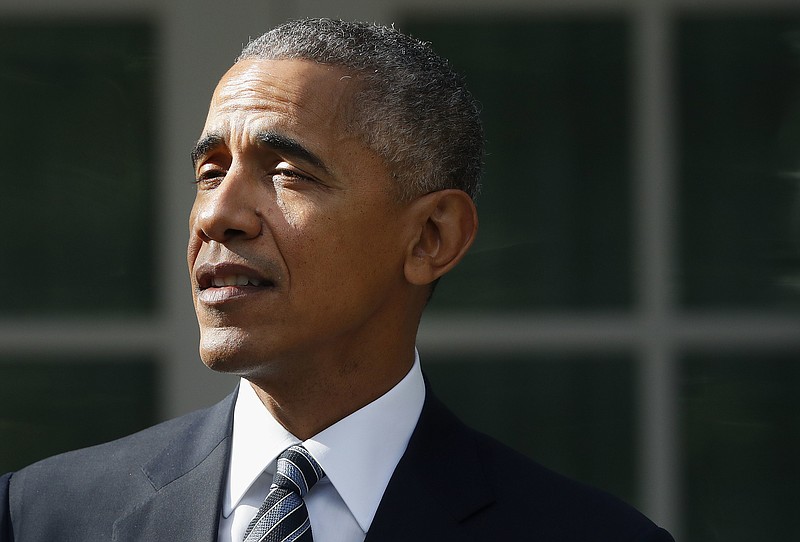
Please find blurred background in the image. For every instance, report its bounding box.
[1,0,799,540]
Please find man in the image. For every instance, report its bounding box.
[1,18,673,542]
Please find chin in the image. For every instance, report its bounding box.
[198,327,290,382]
[198,327,252,375]
[200,350,237,374]
[199,347,246,375]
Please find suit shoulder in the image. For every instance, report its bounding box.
[470,428,673,541]
[18,404,209,475]
[9,392,234,501]
[5,393,235,541]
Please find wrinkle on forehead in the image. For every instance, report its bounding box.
[207,59,359,137]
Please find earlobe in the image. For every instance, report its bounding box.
[404,189,478,286]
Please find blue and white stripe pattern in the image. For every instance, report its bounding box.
[243,445,325,542]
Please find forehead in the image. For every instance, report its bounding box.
[204,58,358,142]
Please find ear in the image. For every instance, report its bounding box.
[404,189,478,286]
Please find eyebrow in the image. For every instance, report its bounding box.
[189,131,331,176]
[256,131,330,175]
[190,133,224,169]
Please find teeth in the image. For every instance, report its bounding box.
[211,275,263,287]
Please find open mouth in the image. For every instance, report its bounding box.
[209,274,267,288]
[196,263,276,295]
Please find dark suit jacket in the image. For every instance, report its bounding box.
[1,387,673,541]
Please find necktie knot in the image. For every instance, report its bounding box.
[243,445,325,542]
[272,445,325,498]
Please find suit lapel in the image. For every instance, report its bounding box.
[112,390,237,542]
[110,384,493,540]
[366,390,495,541]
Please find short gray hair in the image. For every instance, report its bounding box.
[238,18,483,201]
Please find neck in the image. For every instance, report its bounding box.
[248,343,417,440]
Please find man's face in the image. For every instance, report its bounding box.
[188,59,417,379]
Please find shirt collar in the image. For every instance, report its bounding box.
[222,376,299,518]
[222,351,426,533]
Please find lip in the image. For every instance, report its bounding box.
[194,262,276,304]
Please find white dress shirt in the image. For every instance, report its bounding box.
[218,352,426,542]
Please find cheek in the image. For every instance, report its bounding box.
[274,195,404,288]
[281,219,358,288]
[274,188,304,227]
[187,204,203,268]
[274,193,345,256]
[187,235,201,269]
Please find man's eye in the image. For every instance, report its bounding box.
[274,168,312,183]
[194,169,226,186]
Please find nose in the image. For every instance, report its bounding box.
[192,166,263,243]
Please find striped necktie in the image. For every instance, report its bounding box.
[243,445,325,542]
